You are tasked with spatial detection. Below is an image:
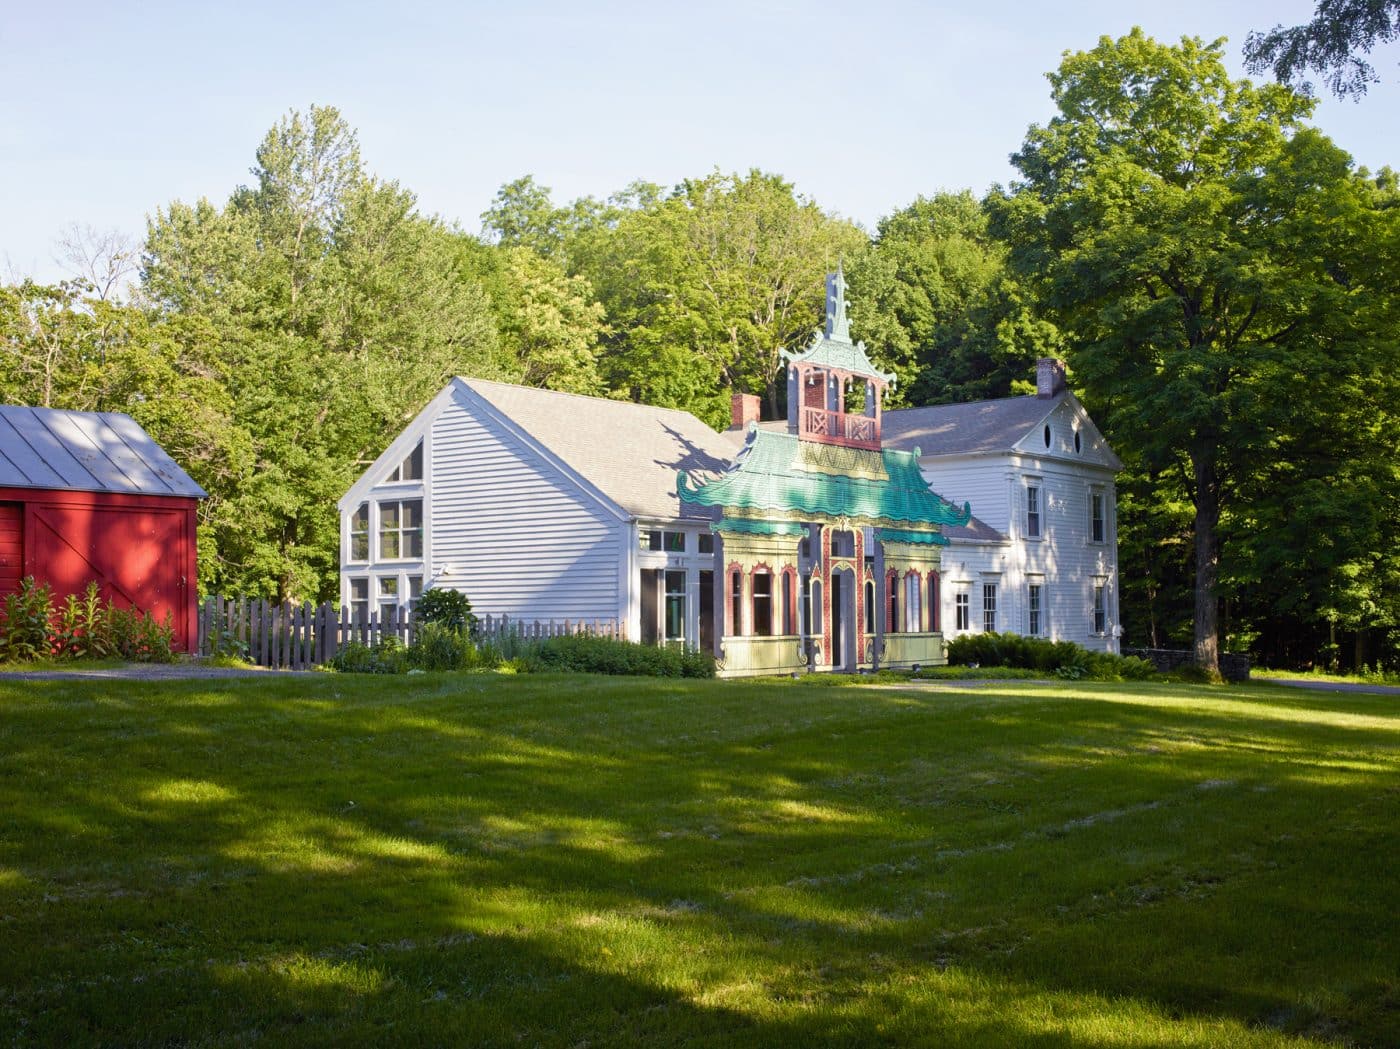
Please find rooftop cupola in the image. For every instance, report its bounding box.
[782,266,894,451]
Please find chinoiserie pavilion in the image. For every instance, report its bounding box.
[677,269,971,674]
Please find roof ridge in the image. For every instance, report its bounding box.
[461,377,716,423]
[885,393,1050,415]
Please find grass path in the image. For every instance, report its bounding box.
[0,675,1395,1046]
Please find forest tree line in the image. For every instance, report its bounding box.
[2,30,1397,673]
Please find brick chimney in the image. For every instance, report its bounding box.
[730,392,761,429]
[1036,358,1067,399]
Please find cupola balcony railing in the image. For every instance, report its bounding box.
[802,406,880,450]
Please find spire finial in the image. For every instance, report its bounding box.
[824,263,851,342]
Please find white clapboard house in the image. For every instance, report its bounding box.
[338,358,1122,660]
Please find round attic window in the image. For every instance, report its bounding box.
[1074,429,1082,453]
[1043,424,1051,448]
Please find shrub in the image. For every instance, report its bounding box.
[0,576,175,664]
[328,636,410,674]
[0,577,55,662]
[521,634,715,678]
[104,605,177,663]
[415,588,478,636]
[52,584,113,660]
[948,631,1157,683]
[410,622,480,671]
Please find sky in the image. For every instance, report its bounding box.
[3,0,1397,284]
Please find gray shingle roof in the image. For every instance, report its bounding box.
[0,405,206,498]
[463,380,733,520]
[882,395,1065,456]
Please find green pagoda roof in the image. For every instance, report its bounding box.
[780,267,895,384]
[677,429,971,530]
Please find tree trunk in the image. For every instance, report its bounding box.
[1191,440,1221,675]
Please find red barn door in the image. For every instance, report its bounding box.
[25,497,195,651]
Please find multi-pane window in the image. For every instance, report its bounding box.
[904,573,922,632]
[386,441,423,482]
[1026,484,1041,538]
[983,583,997,633]
[752,572,773,636]
[955,592,969,631]
[643,530,686,552]
[378,576,399,621]
[349,503,369,561]
[378,499,423,559]
[408,576,423,615]
[664,570,686,641]
[349,578,369,623]
[1094,584,1107,634]
[1091,492,1106,543]
[1028,583,1043,637]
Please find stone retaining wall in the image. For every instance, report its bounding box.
[1124,647,1251,682]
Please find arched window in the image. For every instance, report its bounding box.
[886,570,900,633]
[864,580,875,634]
[928,572,941,632]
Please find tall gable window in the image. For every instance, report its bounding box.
[349,503,369,561]
[386,441,423,483]
[1091,491,1106,543]
[665,570,686,641]
[379,499,423,560]
[1026,483,1042,538]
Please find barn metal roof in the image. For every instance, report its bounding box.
[0,405,206,498]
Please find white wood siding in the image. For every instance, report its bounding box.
[921,459,1014,533]
[930,447,1121,653]
[428,389,625,623]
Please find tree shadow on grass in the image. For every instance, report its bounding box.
[1,674,1396,1045]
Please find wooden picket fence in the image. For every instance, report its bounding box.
[195,596,620,669]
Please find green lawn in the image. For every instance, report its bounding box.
[0,674,1395,1047]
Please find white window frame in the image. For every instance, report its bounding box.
[347,502,370,563]
[982,582,998,633]
[1090,488,1106,545]
[377,498,424,562]
[1027,580,1046,638]
[1093,581,1108,636]
[904,573,922,633]
[955,591,970,632]
[1025,480,1042,539]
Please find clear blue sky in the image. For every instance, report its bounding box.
[3,0,1396,283]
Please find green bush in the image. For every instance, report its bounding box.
[1,578,55,662]
[521,634,715,678]
[0,577,174,664]
[328,636,410,674]
[415,588,479,636]
[410,622,480,671]
[948,631,1157,683]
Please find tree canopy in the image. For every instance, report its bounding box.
[1245,0,1400,97]
[995,29,1400,673]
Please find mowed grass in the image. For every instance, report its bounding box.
[0,674,1395,1048]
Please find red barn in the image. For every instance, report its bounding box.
[0,406,205,652]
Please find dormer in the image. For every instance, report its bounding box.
[782,267,894,451]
